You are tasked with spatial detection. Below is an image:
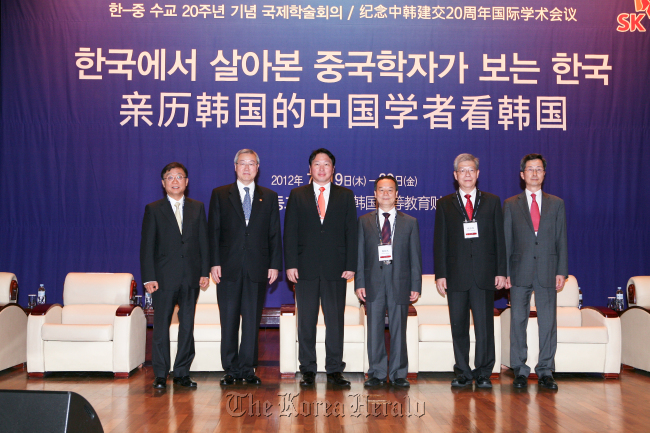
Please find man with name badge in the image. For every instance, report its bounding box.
[434,153,507,389]
[355,175,422,388]
[504,154,568,390]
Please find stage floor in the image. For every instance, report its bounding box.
[1,328,649,433]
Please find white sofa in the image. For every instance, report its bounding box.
[169,277,233,371]
[621,276,650,372]
[413,275,502,376]
[501,275,621,378]
[27,273,145,377]
[280,279,366,376]
[0,272,27,371]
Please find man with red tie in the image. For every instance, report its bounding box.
[434,153,507,388]
[284,148,358,387]
[504,154,568,390]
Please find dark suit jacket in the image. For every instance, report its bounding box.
[434,190,507,291]
[355,210,422,305]
[284,183,358,281]
[208,183,282,282]
[503,191,568,288]
[140,197,210,289]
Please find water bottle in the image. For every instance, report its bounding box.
[616,287,624,312]
[578,287,583,309]
[144,292,153,310]
[37,284,46,305]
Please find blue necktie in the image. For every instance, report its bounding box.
[243,187,251,221]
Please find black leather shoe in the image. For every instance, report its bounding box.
[173,376,197,388]
[300,371,316,386]
[364,377,386,387]
[538,375,558,390]
[326,372,351,386]
[513,375,528,388]
[392,378,410,388]
[220,374,235,386]
[476,376,492,388]
[244,374,262,385]
[153,377,166,389]
[451,375,473,387]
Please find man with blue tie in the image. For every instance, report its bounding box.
[208,149,283,386]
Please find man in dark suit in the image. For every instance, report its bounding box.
[140,162,210,389]
[208,149,282,386]
[284,148,357,387]
[504,154,568,390]
[434,153,507,388]
[355,175,422,388]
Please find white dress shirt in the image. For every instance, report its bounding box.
[237,180,255,225]
[168,195,185,226]
[459,188,477,220]
[525,188,542,213]
[313,181,331,222]
[377,207,397,242]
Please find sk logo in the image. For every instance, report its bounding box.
[617,0,649,32]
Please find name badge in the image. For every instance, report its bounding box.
[378,245,393,262]
[464,221,479,238]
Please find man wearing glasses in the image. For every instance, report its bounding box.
[434,153,507,389]
[208,149,282,386]
[140,162,210,389]
[504,154,568,390]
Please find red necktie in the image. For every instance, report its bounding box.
[381,213,391,245]
[317,187,326,219]
[531,193,540,232]
[465,194,473,221]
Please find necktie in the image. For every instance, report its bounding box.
[464,194,473,221]
[531,193,540,232]
[243,187,252,221]
[318,187,326,220]
[381,212,391,245]
[174,202,182,234]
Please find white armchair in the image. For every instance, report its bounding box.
[0,272,27,372]
[501,275,621,378]
[280,279,366,376]
[413,275,502,376]
[169,277,230,371]
[621,276,650,372]
[27,273,145,377]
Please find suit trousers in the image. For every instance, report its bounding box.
[366,263,409,381]
[295,277,347,374]
[151,284,199,378]
[447,285,495,380]
[510,276,557,378]
[218,271,267,378]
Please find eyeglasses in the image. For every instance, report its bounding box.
[164,174,186,181]
[237,161,258,167]
[524,168,545,174]
[457,168,476,175]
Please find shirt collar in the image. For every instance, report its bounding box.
[167,195,185,206]
[525,189,542,200]
[459,188,477,201]
[237,180,255,193]
[313,181,331,193]
[378,207,396,218]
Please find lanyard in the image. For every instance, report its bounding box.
[375,210,396,245]
[456,189,481,222]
